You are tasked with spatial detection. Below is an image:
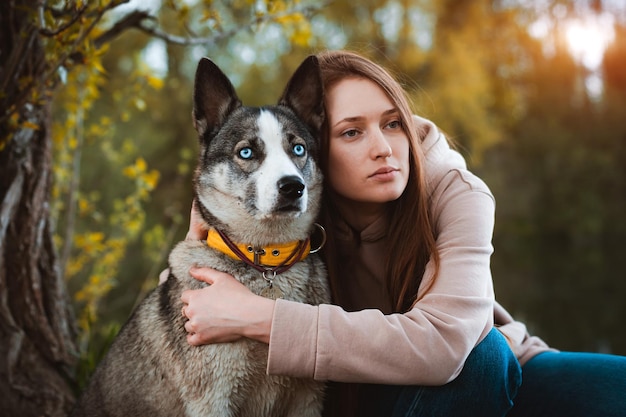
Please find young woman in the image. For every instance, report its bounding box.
[178,50,626,416]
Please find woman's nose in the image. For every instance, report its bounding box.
[370,129,393,159]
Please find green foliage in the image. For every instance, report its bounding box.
[51,50,164,375]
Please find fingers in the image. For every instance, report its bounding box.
[184,317,228,346]
[184,321,203,346]
[179,267,219,307]
[179,267,217,315]
[158,268,170,285]
[184,326,237,345]
[186,200,208,241]
[186,333,202,346]
[181,304,199,342]
[189,267,217,285]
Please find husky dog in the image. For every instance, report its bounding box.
[71,56,330,417]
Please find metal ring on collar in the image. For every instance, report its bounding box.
[309,223,326,254]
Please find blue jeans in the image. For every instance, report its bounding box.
[507,351,626,417]
[350,328,521,417]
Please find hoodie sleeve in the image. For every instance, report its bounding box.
[494,301,555,365]
[267,166,497,385]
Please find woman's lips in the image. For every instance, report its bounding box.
[369,166,399,180]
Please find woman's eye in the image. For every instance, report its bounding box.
[238,147,253,159]
[292,143,306,157]
[386,120,401,129]
[342,129,359,138]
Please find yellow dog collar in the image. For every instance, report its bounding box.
[206,229,310,267]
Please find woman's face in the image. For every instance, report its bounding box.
[325,77,410,211]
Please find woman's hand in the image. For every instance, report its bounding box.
[159,201,207,285]
[186,200,208,241]
[181,267,275,346]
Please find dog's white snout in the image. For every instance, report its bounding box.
[278,175,305,200]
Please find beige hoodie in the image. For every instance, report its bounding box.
[266,116,551,385]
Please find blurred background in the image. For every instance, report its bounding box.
[50,0,626,363]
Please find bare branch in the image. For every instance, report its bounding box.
[38,0,130,36]
[38,4,89,37]
[93,10,154,48]
[94,3,324,48]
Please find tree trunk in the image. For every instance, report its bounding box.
[0,1,78,416]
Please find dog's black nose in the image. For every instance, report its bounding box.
[278,176,305,199]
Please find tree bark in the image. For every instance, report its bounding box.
[0,1,79,416]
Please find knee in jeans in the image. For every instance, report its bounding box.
[485,330,522,402]
[463,329,522,404]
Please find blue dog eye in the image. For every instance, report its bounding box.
[239,147,253,159]
[292,144,306,157]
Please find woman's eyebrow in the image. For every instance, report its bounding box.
[332,108,398,129]
[332,116,363,129]
[382,108,399,116]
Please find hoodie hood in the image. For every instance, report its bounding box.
[413,115,467,197]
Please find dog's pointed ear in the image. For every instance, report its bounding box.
[193,58,242,138]
[278,55,324,136]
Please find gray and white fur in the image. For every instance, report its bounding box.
[70,56,330,417]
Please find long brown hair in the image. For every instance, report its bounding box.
[316,50,440,313]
